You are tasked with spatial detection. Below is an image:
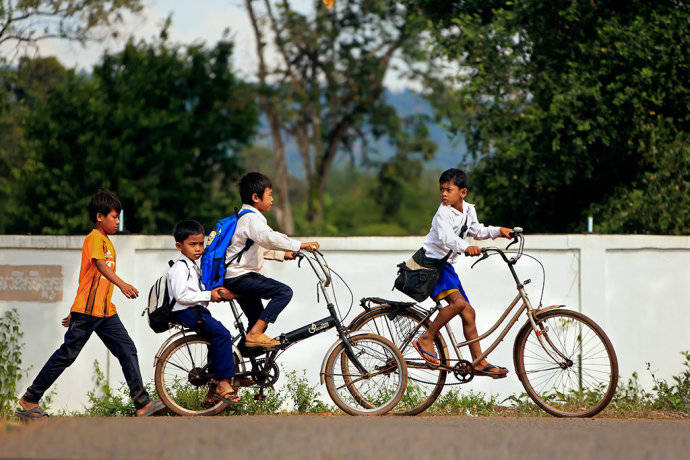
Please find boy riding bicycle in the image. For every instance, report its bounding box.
[222,172,320,348]
[413,168,514,378]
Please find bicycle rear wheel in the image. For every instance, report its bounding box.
[324,333,407,416]
[348,306,447,415]
[155,335,244,416]
[514,309,618,417]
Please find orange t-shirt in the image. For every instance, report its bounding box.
[71,229,117,317]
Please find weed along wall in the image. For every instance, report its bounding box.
[1,234,689,412]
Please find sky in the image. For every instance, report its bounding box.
[6,0,410,90]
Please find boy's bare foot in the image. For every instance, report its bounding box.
[413,335,440,367]
[214,379,241,405]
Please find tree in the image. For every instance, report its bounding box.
[244,0,439,232]
[0,0,143,57]
[418,0,689,233]
[0,35,259,234]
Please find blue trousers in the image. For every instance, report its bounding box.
[173,307,235,380]
[23,313,150,409]
[223,272,293,331]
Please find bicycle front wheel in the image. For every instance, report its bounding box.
[155,335,244,416]
[324,333,407,416]
[514,309,618,417]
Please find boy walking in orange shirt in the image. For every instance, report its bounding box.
[16,190,164,418]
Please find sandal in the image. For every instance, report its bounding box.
[474,364,509,379]
[245,333,281,349]
[15,405,48,420]
[136,399,166,417]
[412,340,440,368]
[213,390,242,406]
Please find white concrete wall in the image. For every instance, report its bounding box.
[1,234,688,411]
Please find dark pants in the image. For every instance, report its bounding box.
[223,272,293,331]
[23,313,150,410]
[173,307,235,380]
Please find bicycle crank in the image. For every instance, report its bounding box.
[452,360,474,383]
[251,359,280,388]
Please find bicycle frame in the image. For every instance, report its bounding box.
[394,232,567,368]
[156,250,370,381]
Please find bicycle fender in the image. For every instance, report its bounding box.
[533,304,568,315]
[318,333,375,385]
[319,337,346,384]
[153,330,189,367]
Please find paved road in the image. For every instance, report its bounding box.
[1,416,688,459]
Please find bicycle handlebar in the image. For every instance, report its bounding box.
[295,248,332,287]
[466,227,525,269]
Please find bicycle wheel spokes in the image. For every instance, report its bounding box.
[349,308,447,415]
[325,334,407,416]
[516,309,618,417]
[156,337,225,415]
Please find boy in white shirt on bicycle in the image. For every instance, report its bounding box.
[223,172,320,349]
[168,220,241,405]
[413,168,514,378]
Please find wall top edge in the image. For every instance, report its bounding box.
[0,234,688,251]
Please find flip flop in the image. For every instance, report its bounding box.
[213,390,243,406]
[136,399,166,417]
[15,405,48,420]
[412,340,440,368]
[474,364,509,379]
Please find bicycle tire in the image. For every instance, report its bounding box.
[348,306,448,415]
[513,309,618,417]
[324,333,407,416]
[155,335,244,416]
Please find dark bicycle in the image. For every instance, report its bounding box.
[153,249,407,416]
[348,228,619,417]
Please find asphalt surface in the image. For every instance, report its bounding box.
[1,416,688,460]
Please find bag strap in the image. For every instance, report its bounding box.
[224,208,255,267]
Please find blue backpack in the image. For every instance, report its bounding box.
[200,208,254,289]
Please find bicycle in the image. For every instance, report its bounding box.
[153,249,407,416]
[348,228,618,417]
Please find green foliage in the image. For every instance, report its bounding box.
[648,352,690,412]
[0,309,23,418]
[422,0,689,233]
[0,35,258,234]
[0,1,144,53]
[83,361,137,417]
[293,166,439,235]
[247,0,442,228]
[428,388,499,416]
[283,370,332,414]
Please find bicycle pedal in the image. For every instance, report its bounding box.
[254,392,266,401]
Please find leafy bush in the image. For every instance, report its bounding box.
[0,309,23,418]
[283,370,332,414]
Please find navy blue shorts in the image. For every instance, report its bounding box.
[431,263,470,303]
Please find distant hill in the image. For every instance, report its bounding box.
[255,89,470,177]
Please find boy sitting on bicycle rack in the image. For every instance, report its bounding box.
[413,168,514,378]
[223,172,320,348]
[168,220,242,405]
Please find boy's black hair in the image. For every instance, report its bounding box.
[173,220,205,243]
[439,168,469,189]
[239,172,272,204]
[88,189,122,224]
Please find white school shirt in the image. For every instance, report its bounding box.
[421,202,502,264]
[167,253,210,312]
[224,204,302,279]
